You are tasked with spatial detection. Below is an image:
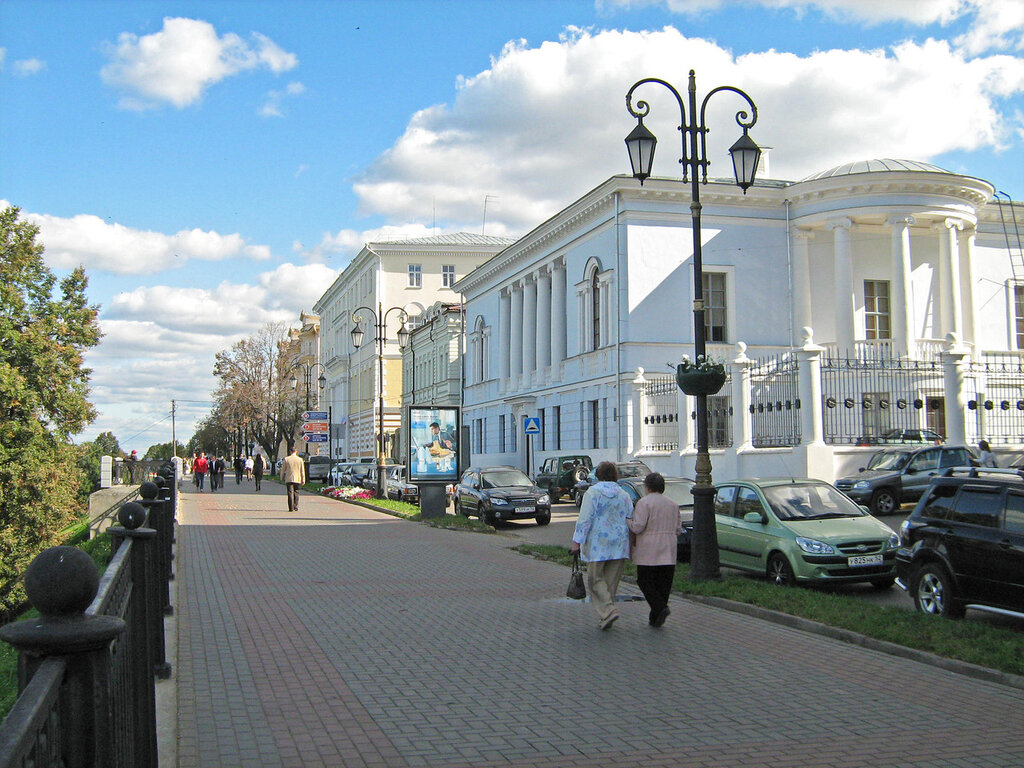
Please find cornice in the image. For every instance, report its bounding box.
[785,172,993,210]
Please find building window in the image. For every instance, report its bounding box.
[499,415,506,453]
[510,415,517,453]
[703,272,727,343]
[408,264,422,288]
[540,408,547,451]
[1015,285,1024,350]
[591,270,601,351]
[553,405,561,450]
[590,399,600,449]
[864,280,891,339]
[442,265,456,288]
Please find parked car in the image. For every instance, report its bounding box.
[856,428,945,446]
[360,462,403,492]
[344,463,376,487]
[453,466,551,526]
[896,467,1024,619]
[306,455,333,482]
[535,455,593,503]
[385,465,419,503]
[615,475,695,561]
[328,462,357,486]
[572,460,652,508]
[714,478,900,587]
[834,444,978,515]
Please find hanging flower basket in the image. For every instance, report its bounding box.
[676,365,727,396]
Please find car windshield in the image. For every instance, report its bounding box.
[867,451,911,471]
[618,464,647,478]
[481,470,533,489]
[662,480,694,507]
[762,483,865,521]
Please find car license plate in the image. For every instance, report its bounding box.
[847,554,883,567]
[515,506,535,514]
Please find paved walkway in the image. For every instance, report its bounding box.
[167,481,1024,767]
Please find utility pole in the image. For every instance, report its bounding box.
[171,399,177,458]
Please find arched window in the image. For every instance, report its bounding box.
[591,269,601,351]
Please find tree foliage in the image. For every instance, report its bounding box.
[143,441,185,460]
[0,206,102,613]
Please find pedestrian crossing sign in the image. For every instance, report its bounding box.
[524,417,541,434]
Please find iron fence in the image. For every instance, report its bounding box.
[966,352,1024,444]
[641,375,679,452]
[751,353,801,447]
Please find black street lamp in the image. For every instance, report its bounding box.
[624,69,761,581]
[289,361,327,455]
[351,303,410,498]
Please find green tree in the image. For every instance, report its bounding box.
[143,441,184,460]
[0,205,102,613]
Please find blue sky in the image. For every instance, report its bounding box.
[2,0,1022,451]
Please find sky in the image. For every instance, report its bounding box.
[2,0,1023,453]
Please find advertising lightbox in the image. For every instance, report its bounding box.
[408,406,460,482]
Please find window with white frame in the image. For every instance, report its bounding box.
[703,272,728,343]
[579,263,610,353]
[499,414,506,453]
[553,405,561,450]
[442,264,456,288]
[408,264,422,288]
[1014,285,1024,350]
[591,270,601,351]
[864,280,891,340]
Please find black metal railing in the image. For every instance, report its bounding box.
[0,463,177,768]
[751,353,800,447]
[966,352,1024,444]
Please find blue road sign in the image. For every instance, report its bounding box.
[302,411,328,421]
[302,433,329,442]
[524,416,541,435]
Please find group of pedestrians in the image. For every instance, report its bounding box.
[571,461,681,631]
[191,451,266,492]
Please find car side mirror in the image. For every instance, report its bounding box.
[858,467,865,472]
[743,512,767,524]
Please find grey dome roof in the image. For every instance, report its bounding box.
[801,159,953,182]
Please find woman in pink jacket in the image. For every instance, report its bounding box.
[626,473,682,627]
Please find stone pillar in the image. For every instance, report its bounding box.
[523,276,537,374]
[731,342,754,450]
[510,285,523,377]
[888,215,915,356]
[499,289,511,381]
[960,228,979,349]
[551,262,567,364]
[829,218,856,352]
[796,327,826,446]
[942,332,971,445]
[536,268,552,371]
[631,368,647,454]
[937,218,965,340]
[791,229,813,338]
[100,455,113,488]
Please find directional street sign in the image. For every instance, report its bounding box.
[302,411,328,421]
[301,422,328,433]
[302,433,329,443]
[524,416,541,435]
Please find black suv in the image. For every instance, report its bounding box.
[454,466,551,526]
[895,468,1024,619]
[834,444,977,515]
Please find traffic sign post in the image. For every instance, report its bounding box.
[523,416,541,477]
[302,411,328,422]
[301,422,328,433]
[302,434,329,443]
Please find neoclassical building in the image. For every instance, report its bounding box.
[455,160,1024,480]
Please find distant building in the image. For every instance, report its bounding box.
[278,311,321,455]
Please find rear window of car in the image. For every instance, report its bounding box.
[919,485,957,520]
[1006,492,1024,534]
[950,486,1001,528]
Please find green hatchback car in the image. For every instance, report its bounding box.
[714,478,900,588]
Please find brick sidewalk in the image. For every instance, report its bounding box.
[172,482,1024,767]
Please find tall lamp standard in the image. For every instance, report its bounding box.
[288,361,327,456]
[624,69,761,581]
[351,303,410,498]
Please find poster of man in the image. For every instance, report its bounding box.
[409,406,459,481]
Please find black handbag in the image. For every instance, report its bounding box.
[566,552,586,600]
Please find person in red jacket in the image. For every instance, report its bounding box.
[194,452,209,492]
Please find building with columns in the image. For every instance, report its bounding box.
[455,160,1024,481]
[313,233,514,461]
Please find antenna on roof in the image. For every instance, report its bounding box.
[482,194,498,235]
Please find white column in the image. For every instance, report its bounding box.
[942,333,971,445]
[578,284,589,353]
[829,218,856,352]
[731,342,754,450]
[601,276,613,347]
[631,367,647,454]
[960,228,979,349]
[936,218,964,340]
[523,278,537,373]
[888,215,915,356]
[551,262,567,364]
[499,290,511,380]
[791,229,813,337]
[796,327,826,446]
[536,267,551,369]
[510,285,523,377]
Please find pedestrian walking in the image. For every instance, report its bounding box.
[978,439,998,468]
[253,453,265,491]
[570,461,632,630]
[282,446,306,512]
[194,453,208,491]
[627,472,681,627]
[234,454,244,484]
[245,455,254,480]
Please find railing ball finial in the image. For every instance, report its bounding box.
[139,480,160,500]
[24,546,100,618]
[118,500,147,530]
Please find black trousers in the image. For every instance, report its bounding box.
[287,482,301,511]
[636,564,675,622]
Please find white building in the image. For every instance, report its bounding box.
[313,233,514,461]
[454,160,1024,481]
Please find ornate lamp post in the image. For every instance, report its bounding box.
[288,361,327,455]
[351,303,410,498]
[624,69,761,580]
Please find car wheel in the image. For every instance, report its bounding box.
[911,562,964,618]
[454,499,467,516]
[869,576,895,590]
[573,466,589,483]
[535,511,551,526]
[550,491,561,505]
[870,488,898,515]
[479,507,495,527]
[767,553,796,586]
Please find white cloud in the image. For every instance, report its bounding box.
[259,80,305,117]
[13,58,46,76]
[296,223,445,262]
[1,203,272,275]
[350,26,1024,233]
[0,48,6,70]
[101,17,298,109]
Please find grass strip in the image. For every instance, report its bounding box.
[514,542,1024,678]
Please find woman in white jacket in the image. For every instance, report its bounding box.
[626,473,682,627]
